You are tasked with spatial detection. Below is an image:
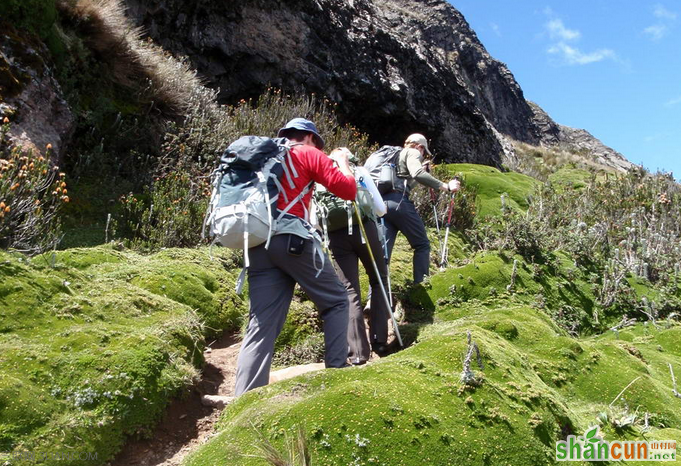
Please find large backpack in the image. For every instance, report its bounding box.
[315,175,374,233]
[203,136,318,289]
[363,145,407,194]
[314,165,386,248]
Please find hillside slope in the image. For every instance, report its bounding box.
[185,275,681,465]
[122,0,633,171]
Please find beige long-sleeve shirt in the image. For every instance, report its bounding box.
[396,148,446,192]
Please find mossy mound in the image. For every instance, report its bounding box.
[548,166,593,190]
[408,250,604,332]
[0,246,245,465]
[438,163,538,218]
[184,302,681,466]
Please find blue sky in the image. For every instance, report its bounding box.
[450,1,681,177]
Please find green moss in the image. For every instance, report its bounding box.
[37,247,126,269]
[274,300,321,352]
[627,276,659,301]
[548,167,592,190]
[437,164,538,218]
[185,302,681,466]
[0,246,246,465]
[187,298,681,466]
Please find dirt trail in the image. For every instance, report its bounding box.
[108,320,396,465]
[108,332,240,466]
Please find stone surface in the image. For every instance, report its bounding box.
[269,362,326,383]
[0,25,74,161]
[528,101,634,172]
[557,125,635,173]
[121,0,632,171]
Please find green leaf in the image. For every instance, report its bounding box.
[585,426,598,440]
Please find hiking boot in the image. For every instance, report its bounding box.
[372,342,391,357]
[348,356,368,366]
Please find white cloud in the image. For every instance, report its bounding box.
[644,24,669,40]
[664,96,681,107]
[654,4,677,20]
[644,4,676,40]
[547,43,615,65]
[542,14,616,66]
[490,22,501,36]
[546,19,581,41]
[644,132,672,142]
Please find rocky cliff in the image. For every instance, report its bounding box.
[0,0,633,172]
[121,0,631,171]
[528,101,634,172]
[0,24,74,161]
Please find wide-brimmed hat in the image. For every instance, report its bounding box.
[277,118,325,150]
[405,133,431,155]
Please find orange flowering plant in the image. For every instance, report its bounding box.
[0,119,67,253]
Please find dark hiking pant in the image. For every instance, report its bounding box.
[234,234,349,396]
[383,191,431,284]
[329,220,390,364]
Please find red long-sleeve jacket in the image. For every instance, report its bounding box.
[278,144,356,219]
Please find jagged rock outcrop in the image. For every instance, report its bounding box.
[557,126,634,172]
[528,101,634,172]
[527,101,561,146]
[0,25,74,161]
[122,0,630,170]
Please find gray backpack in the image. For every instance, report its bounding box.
[363,146,407,194]
[203,136,323,291]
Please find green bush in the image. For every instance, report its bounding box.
[117,172,211,249]
[0,0,57,38]
[118,89,373,250]
[466,164,681,329]
[410,165,478,233]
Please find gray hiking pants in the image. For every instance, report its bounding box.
[234,234,349,396]
[383,191,431,284]
[329,220,390,364]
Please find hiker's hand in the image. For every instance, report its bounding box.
[448,179,461,192]
[330,147,352,164]
[330,148,354,177]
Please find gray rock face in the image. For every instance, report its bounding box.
[557,126,634,172]
[527,101,633,172]
[123,0,630,169]
[0,27,74,162]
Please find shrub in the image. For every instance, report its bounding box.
[0,119,66,254]
[411,166,478,232]
[56,0,204,115]
[0,0,57,38]
[469,163,681,326]
[117,171,211,249]
[119,88,373,249]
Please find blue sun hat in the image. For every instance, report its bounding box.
[277,118,325,150]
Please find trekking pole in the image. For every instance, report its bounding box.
[430,188,441,236]
[439,192,456,270]
[353,203,403,347]
[430,188,443,262]
[379,217,393,307]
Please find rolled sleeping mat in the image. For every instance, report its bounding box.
[355,166,387,217]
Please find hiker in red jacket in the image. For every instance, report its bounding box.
[234,118,357,396]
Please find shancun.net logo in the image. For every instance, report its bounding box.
[556,426,677,461]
